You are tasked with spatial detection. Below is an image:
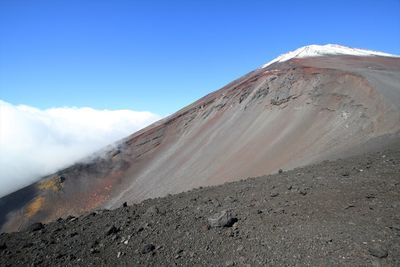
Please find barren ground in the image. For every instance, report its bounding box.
[1,141,399,266]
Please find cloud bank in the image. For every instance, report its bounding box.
[0,100,161,197]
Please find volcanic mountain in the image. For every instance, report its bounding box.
[1,44,400,232]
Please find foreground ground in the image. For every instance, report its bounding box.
[1,143,400,266]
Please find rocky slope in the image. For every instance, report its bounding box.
[1,141,400,266]
[1,45,400,232]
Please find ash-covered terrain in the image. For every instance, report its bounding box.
[1,45,400,233]
[1,141,399,266]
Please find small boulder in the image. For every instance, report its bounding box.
[145,206,159,216]
[142,244,155,254]
[27,222,44,232]
[225,260,235,266]
[390,224,400,231]
[299,189,308,196]
[208,210,238,228]
[66,215,75,221]
[270,192,279,197]
[369,244,388,258]
[341,172,350,177]
[224,196,237,203]
[106,225,119,236]
[90,248,99,254]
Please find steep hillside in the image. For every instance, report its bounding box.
[1,141,399,266]
[1,45,400,232]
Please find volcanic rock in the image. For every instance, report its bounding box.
[208,210,238,228]
[369,244,388,258]
[27,222,44,232]
[142,244,155,254]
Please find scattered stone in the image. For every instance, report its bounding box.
[211,198,221,207]
[208,210,238,228]
[90,240,99,248]
[225,260,235,266]
[270,192,279,197]
[389,224,400,231]
[106,225,119,236]
[232,222,239,230]
[341,172,350,177]
[66,215,76,221]
[90,248,99,254]
[299,189,308,196]
[122,202,128,208]
[55,253,65,259]
[69,231,78,237]
[27,222,44,232]
[201,224,210,231]
[278,169,283,174]
[67,254,76,261]
[22,242,33,249]
[1,144,399,266]
[145,206,159,216]
[273,208,285,214]
[224,196,237,203]
[369,244,388,258]
[142,244,155,254]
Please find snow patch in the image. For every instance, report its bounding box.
[262,44,400,68]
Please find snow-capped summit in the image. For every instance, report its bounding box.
[262,44,400,68]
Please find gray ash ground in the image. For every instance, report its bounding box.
[1,143,400,266]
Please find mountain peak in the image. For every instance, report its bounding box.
[262,44,400,68]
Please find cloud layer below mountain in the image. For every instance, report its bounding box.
[0,100,161,197]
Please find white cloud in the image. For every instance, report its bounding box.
[0,100,161,197]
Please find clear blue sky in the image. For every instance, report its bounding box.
[1,0,399,116]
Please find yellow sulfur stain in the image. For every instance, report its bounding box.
[25,196,45,218]
[38,176,63,192]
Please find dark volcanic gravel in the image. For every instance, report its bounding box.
[1,145,400,266]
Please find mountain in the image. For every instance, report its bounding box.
[262,44,400,67]
[1,44,400,232]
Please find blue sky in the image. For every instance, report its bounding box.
[1,0,400,116]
